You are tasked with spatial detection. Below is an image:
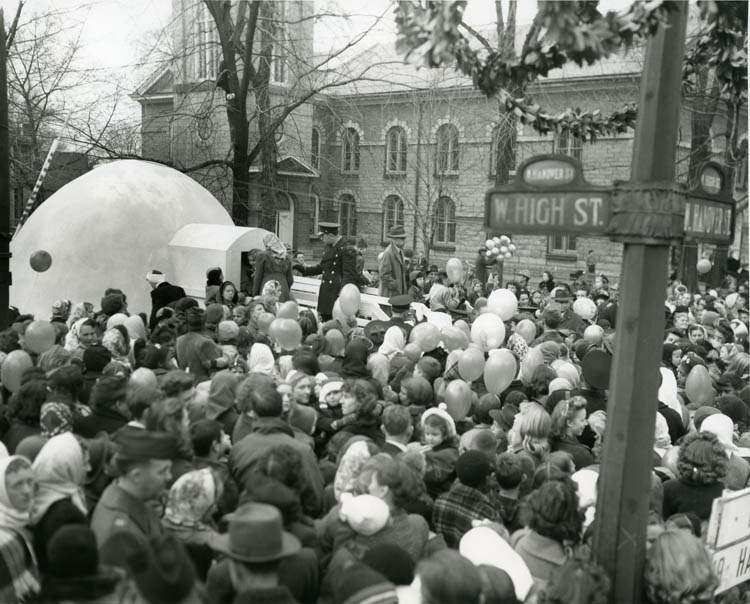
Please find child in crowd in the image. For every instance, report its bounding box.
[420,405,460,499]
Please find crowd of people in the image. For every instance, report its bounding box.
[0,227,746,604]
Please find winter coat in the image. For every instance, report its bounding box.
[252,251,294,301]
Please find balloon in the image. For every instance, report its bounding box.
[442,326,469,352]
[443,380,472,420]
[257,312,275,335]
[485,250,494,259]
[446,258,464,284]
[484,349,517,395]
[508,244,516,252]
[696,259,712,274]
[471,313,506,351]
[515,319,537,345]
[434,377,446,405]
[485,239,495,249]
[685,365,715,406]
[573,297,597,320]
[404,343,422,362]
[492,247,500,256]
[23,320,56,354]
[493,237,501,245]
[726,293,738,309]
[520,346,545,385]
[548,377,573,394]
[332,300,349,326]
[454,320,471,342]
[499,235,510,246]
[503,252,512,259]
[410,322,441,352]
[499,246,508,254]
[339,284,361,317]
[428,312,453,331]
[276,300,299,320]
[324,329,345,354]
[30,250,52,272]
[583,324,604,345]
[458,347,485,382]
[269,318,302,350]
[487,289,518,321]
[0,350,33,393]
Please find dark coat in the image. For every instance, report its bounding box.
[301,238,357,317]
[2,420,40,454]
[149,282,187,329]
[253,251,294,301]
[73,406,128,438]
[378,243,408,297]
[32,498,87,572]
[551,435,595,470]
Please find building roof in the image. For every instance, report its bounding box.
[324,39,644,97]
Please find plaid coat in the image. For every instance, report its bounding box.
[432,483,498,548]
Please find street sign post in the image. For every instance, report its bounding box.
[683,161,736,244]
[707,487,750,594]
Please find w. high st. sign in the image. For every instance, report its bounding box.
[485,155,736,245]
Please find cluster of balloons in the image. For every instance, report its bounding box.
[484,235,516,261]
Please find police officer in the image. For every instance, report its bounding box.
[90,427,178,547]
[385,295,414,340]
[297,222,358,321]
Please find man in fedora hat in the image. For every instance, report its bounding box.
[379,225,409,297]
[213,503,301,604]
[91,427,178,546]
[296,222,358,321]
[551,288,586,335]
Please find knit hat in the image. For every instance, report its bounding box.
[100,293,124,316]
[692,406,721,431]
[204,304,225,325]
[361,544,415,586]
[456,450,491,488]
[217,320,240,343]
[420,403,457,436]
[338,493,390,536]
[289,404,317,435]
[334,562,397,604]
[320,379,344,402]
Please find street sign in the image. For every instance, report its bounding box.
[485,155,611,235]
[684,161,736,244]
[707,487,750,594]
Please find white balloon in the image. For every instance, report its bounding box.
[471,313,506,351]
[487,288,518,321]
[499,246,508,254]
[499,235,510,246]
[485,239,495,249]
[573,297,597,320]
[493,237,501,245]
[485,250,494,259]
[508,243,516,252]
[504,252,512,259]
[726,293,738,309]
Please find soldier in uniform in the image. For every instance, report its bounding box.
[90,427,178,547]
[385,295,414,341]
[297,222,358,321]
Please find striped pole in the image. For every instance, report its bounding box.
[13,137,59,236]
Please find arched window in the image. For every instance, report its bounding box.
[311,127,321,170]
[342,128,360,173]
[339,194,357,236]
[386,126,407,174]
[196,3,218,81]
[434,196,456,244]
[383,195,404,239]
[436,123,459,173]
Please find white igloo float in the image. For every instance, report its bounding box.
[11,160,271,319]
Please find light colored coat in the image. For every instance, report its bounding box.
[378,243,408,297]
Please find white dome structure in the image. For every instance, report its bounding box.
[10,160,234,319]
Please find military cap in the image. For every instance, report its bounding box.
[113,426,178,460]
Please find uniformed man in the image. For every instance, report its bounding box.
[552,289,587,335]
[90,427,178,547]
[297,222,358,321]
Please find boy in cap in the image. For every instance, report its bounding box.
[90,427,178,547]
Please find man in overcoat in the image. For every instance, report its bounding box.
[378,225,408,297]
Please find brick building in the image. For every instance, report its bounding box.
[135,2,748,288]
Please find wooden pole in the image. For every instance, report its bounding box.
[0,10,11,329]
[592,5,687,604]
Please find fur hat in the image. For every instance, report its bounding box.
[100,293,124,316]
[217,320,240,343]
[420,403,457,436]
[185,308,204,331]
[83,345,112,373]
[338,493,390,536]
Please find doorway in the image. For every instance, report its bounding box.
[276,192,294,246]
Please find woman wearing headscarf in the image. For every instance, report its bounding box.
[252,233,294,302]
[66,302,92,329]
[101,326,131,370]
[0,456,40,602]
[30,433,88,572]
[162,468,223,580]
[247,343,276,377]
